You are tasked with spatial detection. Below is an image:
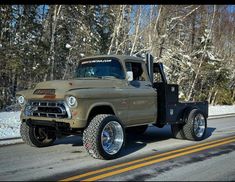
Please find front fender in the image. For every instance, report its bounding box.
[86,102,116,121]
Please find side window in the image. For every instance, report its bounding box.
[125,62,145,81]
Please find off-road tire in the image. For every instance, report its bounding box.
[182,109,207,141]
[20,122,56,147]
[126,125,148,135]
[83,114,125,160]
[171,124,185,139]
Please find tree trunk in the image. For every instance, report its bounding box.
[153,5,162,43]
[12,71,17,99]
[232,89,235,104]
[130,6,142,55]
[115,5,131,54]
[187,5,216,101]
[158,38,165,58]
[43,5,62,81]
[211,89,218,105]
[191,10,196,52]
[207,87,214,104]
[62,49,72,80]
[187,60,203,101]
[148,6,153,52]
[107,6,123,54]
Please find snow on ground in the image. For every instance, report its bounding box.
[209,105,235,115]
[0,105,235,141]
[0,111,21,139]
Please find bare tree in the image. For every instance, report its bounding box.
[130,6,142,55]
[43,5,62,81]
[187,5,216,101]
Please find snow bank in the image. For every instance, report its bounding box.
[209,105,235,115]
[0,111,21,139]
[0,106,235,140]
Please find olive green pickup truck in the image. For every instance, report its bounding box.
[16,54,208,160]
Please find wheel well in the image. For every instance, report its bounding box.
[87,106,115,127]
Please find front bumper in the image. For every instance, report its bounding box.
[21,115,87,128]
[20,99,87,128]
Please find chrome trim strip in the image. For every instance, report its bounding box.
[64,101,72,119]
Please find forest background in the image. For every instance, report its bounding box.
[0,5,234,109]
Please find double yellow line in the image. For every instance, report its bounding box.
[60,135,235,181]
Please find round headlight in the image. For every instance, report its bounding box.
[66,96,77,107]
[18,96,25,105]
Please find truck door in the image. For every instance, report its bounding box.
[125,61,157,126]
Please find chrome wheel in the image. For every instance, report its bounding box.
[193,113,205,138]
[101,121,124,155]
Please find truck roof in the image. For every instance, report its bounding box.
[80,55,145,63]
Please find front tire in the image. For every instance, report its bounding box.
[20,122,56,147]
[83,114,125,160]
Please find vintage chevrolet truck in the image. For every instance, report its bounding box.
[16,54,208,160]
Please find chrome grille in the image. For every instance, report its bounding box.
[25,100,71,119]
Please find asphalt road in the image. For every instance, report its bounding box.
[0,116,235,181]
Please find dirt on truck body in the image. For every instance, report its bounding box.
[17,54,208,160]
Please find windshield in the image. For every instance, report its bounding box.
[75,58,125,79]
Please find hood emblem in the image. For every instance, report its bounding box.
[33,89,55,95]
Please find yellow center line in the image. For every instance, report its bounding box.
[83,138,235,181]
[60,135,235,181]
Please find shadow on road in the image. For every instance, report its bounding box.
[54,135,83,146]
[119,125,173,157]
[205,127,216,139]
[120,125,216,157]
[53,125,216,158]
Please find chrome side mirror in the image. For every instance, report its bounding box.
[127,71,133,81]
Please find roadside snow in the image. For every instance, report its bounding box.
[0,111,21,139]
[209,105,235,115]
[0,105,234,141]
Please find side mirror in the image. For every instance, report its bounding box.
[127,71,133,81]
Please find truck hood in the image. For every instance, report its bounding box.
[35,78,126,91]
[24,78,128,99]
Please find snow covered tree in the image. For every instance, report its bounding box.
[0,5,235,108]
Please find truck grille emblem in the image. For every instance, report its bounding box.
[33,89,55,95]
